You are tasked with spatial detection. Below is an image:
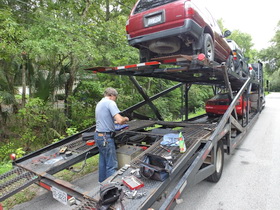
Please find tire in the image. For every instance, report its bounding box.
[206,140,224,183]
[226,55,235,73]
[238,62,244,77]
[202,33,214,61]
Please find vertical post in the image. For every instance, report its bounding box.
[21,52,27,108]
[221,65,238,119]
[184,84,190,121]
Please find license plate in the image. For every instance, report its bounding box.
[147,15,162,26]
[51,186,67,205]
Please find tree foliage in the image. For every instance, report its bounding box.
[0,1,278,161]
[259,21,280,91]
[218,19,257,63]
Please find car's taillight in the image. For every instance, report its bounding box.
[185,1,195,18]
[10,153,16,161]
[126,19,129,34]
[233,51,237,60]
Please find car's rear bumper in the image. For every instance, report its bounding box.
[206,106,244,116]
[127,19,203,47]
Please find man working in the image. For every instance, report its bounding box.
[94,87,129,182]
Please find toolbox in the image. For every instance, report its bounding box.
[116,145,143,168]
[122,175,144,190]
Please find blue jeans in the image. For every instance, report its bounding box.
[94,132,118,182]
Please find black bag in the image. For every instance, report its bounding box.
[139,153,172,182]
[99,183,122,207]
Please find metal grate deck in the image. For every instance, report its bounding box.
[129,123,216,168]
[75,123,216,210]
[74,199,99,210]
[64,138,94,153]
[0,166,38,202]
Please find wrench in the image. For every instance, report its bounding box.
[108,170,123,183]
[108,164,130,183]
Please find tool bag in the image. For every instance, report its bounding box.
[98,183,123,209]
[139,153,172,182]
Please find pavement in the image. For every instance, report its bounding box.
[174,92,280,210]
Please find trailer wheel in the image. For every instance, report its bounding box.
[202,33,214,61]
[207,140,224,183]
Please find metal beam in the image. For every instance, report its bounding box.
[221,65,238,119]
[184,84,191,121]
[230,115,245,133]
[129,76,163,120]
[121,83,183,116]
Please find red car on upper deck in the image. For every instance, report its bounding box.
[126,0,233,65]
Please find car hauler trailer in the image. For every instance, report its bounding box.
[0,54,264,209]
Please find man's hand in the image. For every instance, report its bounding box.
[114,114,129,125]
[123,117,129,122]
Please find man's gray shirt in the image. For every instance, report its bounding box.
[95,97,120,132]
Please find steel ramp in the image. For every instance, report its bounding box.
[0,166,38,202]
[74,199,98,210]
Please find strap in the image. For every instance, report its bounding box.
[139,162,155,179]
[119,190,125,210]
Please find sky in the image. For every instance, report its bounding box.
[205,0,279,50]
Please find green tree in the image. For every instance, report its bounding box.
[259,21,280,91]
[228,30,257,62]
[218,19,256,62]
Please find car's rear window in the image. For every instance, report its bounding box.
[227,41,235,50]
[134,0,178,14]
[212,94,229,100]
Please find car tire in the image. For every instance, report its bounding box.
[206,140,224,183]
[226,55,235,73]
[202,33,214,61]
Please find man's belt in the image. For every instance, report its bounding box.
[96,131,114,137]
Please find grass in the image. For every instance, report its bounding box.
[0,162,13,175]
[2,185,39,210]
[188,108,206,119]
[53,155,99,181]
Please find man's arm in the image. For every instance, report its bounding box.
[114,113,129,125]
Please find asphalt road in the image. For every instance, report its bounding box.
[175,92,280,210]
[12,92,280,210]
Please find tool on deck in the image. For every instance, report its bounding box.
[160,145,171,152]
[108,164,130,183]
[122,175,144,190]
[59,146,68,154]
[125,190,147,199]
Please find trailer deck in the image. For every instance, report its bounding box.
[76,120,217,209]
